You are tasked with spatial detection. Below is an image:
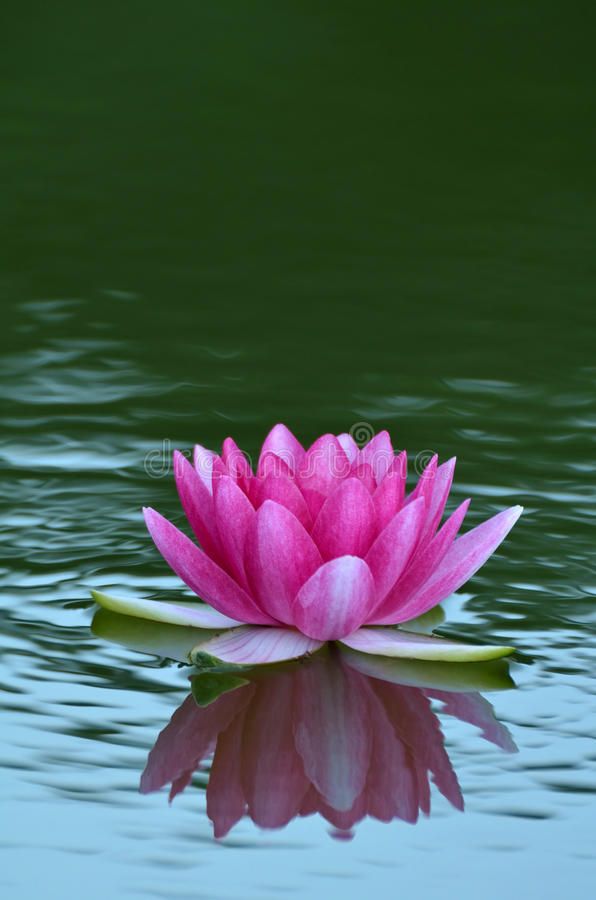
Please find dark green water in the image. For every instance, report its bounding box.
[1,3,595,898]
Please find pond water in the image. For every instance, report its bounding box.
[2,3,595,898]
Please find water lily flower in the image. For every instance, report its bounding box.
[140,651,516,837]
[92,424,522,664]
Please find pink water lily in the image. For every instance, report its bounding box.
[92,424,522,664]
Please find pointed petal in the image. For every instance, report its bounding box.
[373,451,407,531]
[245,501,322,624]
[376,500,470,623]
[252,470,312,530]
[421,457,456,541]
[213,474,254,589]
[144,507,276,625]
[91,590,241,629]
[191,626,323,664]
[336,432,359,464]
[222,437,253,494]
[293,556,377,641]
[406,454,437,508]
[256,450,293,479]
[339,627,515,661]
[360,430,394,484]
[174,450,222,563]
[259,423,305,474]
[193,443,218,494]
[396,505,523,621]
[312,478,377,561]
[297,434,351,519]
[365,497,426,603]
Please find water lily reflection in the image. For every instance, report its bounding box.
[141,650,516,838]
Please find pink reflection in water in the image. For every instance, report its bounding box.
[141,652,515,838]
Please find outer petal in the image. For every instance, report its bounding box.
[377,499,470,623]
[393,505,523,621]
[360,430,394,484]
[252,470,312,530]
[365,497,426,604]
[297,434,351,519]
[143,507,276,625]
[373,451,407,531]
[339,627,514,661]
[213,474,255,589]
[245,501,322,624]
[174,450,221,563]
[191,626,323,664]
[293,556,377,641]
[259,423,305,474]
[91,590,241,629]
[405,454,437,508]
[311,478,377,561]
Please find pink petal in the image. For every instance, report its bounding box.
[312,478,377,561]
[396,505,523,620]
[195,626,323,664]
[245,501,322,624]
[259,423,305,474]
[293,556,377,641]
[297,434,351,519]
[173,450,222,564]
[350,462,376,494]
[256,450,294,479]
[365,497,426,605]
[421,456,456,542]
[406,454,438,508]
[336,432,359,464]
[222,437,253,494]
[143,507,276,625]
[252,470,312,530]
[193,444,218,494]
[373,451,407,531]
[213,474,255,589]
[377,499,470,623]
[360,430,394,484]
